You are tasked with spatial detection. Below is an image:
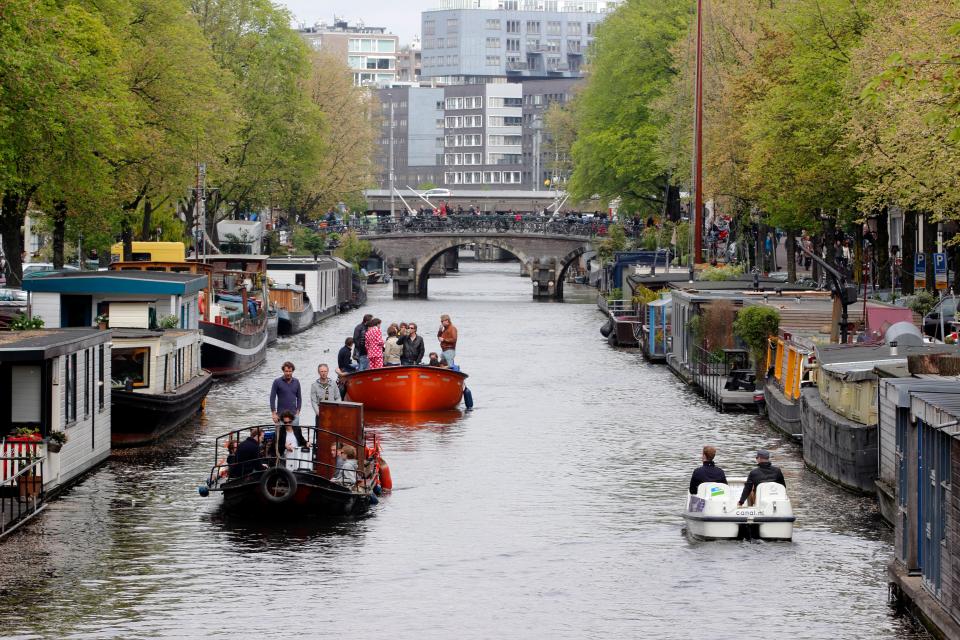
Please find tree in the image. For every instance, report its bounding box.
[596,223,628,262]
[292,227,327,259]
[336,230,371,270]
[733,306,780,374]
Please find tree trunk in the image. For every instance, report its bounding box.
[923,212,936,293]
[823,215,837,267]
[0,190,29,286]
[52,201,67,269]
[902,210,916,294]
[786,230,797,283]
[120,217,134,262]
[852,224,864,286]
[139,197,153,241]
[811,235,821,284]
[876,209,890,289]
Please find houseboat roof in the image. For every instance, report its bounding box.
[110,328,196,340]
[267,256,340,270]
[881,377,960,408]
[909,390,960,433]
[816,344,960,381]
[0,328,108,360]
[21,271,208,296]
[198,254,269,261]
[668,279,815,294]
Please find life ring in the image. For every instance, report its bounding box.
[198,290,206,316]
[378,458,393,491]
[259,466,298,504]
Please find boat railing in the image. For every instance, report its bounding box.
[206,424,378,491]
[0,455,45,539]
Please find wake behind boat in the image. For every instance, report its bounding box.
[343,365,467,412]
[682,477,795,541]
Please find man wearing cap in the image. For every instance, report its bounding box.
[689,445,727,494]
[737,449,786,507]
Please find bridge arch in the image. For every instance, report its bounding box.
[415,237,532,298]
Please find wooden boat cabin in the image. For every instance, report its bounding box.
[0,329,112,537]
[267,256,344,325]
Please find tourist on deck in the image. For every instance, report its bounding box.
[689,446,727,494]
[737,449,786,507]
[353,313,372,371]
[270,361,302,426]
[365,318,385,369]
[437,314,458,366]
[384,326,403,366]
[337,337,356,374]
[399,322,425,365]
[234,428,265,477]
[334,444,359,486]
[276,411,308,469]
[311,363,342,418]
[427,352,441,366]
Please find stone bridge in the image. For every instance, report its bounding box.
[365,232,594,299]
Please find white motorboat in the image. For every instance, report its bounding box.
[682,477,795,541]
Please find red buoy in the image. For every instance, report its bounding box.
[378,459,393,491]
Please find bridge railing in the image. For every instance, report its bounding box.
[342,215,631,239]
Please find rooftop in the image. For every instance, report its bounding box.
[21,271,208,296]
[0,328,108,360]
[816,343,960,366]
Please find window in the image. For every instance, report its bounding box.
[424,20,436,36]
[526,38,540,51]
[546,39,561,53]
[113,347,150,389]
[84,349,90,417]
[348,38,361,52]
[526,21,541,34]
[486,55,501,67]
[66,353,77,424]
[446,18,459,32]
[488,116,522,127]
[484,171,501,184]
[445,116,463,128]
[377,39,396,53]
[486,37,500,49]
[547,21,562,35]
[486,19,501,29]
[568,22,582,35]
[587,22,598,35]
[98,344,105,409]
[447,37,459,48]
[568,39,582,53]
[488,134,522,146]
[445,97,464,109]
[506,38,520,52]
[504,97,523,107]
[506,20,521,33]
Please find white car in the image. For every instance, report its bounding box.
[422,188,451,198]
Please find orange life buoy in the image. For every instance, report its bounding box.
[198,290,206,316]
[378,459,393,491]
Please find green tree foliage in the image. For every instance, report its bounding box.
[567,0,689,214]
[596,223,628,262]
[733,306,780,373]
[292,227,327,259]
[336,230,372,270]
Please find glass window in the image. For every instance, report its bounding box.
[446,18,459,32]
[568,22,582,35]
[378,39,396,53]
[506,38,520,52]
[486,37,500,49]
[547,21,562,35]
[98,344,105,409]
[486,55,500,66]
[348,39,361,52]
[424,21,436,36]
[506,20,521,34]
[112,347,150,389]
[486,19,501,29]
[526,21,541,34]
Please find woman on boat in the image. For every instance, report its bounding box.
[365,318,384,369]
[276,411,308,469]
[383,326,402,366]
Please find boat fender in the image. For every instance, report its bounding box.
[600,319,613,337]
[369,493,379,506]
[373,484,383,496]
[463,387,474,410]
[258,467,298,504]
[378,459,393,491]
[198,485,210,497]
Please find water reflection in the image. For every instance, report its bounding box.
[363,409,464,429]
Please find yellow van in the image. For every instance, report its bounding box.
[110,241,186,263]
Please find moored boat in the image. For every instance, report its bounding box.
[200,402,389,517]
[343,365,467,412]
[682,477,795,541]
[270,284,315,336]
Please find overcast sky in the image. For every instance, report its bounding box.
[278,1,432,44]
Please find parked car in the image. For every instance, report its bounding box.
[923,296,959,340]
[22,263,79,278]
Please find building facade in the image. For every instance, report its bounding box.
[397,38,423,83]
[298,19,400,86]
[420,0,620,82]
[521,77,578,190]
[375,85,445,193]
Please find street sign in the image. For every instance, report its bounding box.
[935,252,948,290]
[915,253,926,289]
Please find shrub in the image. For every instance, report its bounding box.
[908,290,937,318]
[699,264,744,281]
[10,314,44,330]
[733,306,781,374]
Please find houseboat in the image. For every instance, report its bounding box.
[22,269,214,446]
[267,256,344,326]
[640,296,671,362]
[1,329,112,538]
[269,284,314,336]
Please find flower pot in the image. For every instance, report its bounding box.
[98,321,108,330]
[18,475,42,499]
[47,441,63,453]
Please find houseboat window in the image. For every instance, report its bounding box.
[66,353,78,423]
[98,344,105,409]
[9,364,42,425]
[113,347,150,389]
[84,349,90,417]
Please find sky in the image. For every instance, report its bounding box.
[278,0,432,44]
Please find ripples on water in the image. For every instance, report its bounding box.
[0,261,931,639]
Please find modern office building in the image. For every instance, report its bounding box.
[298,19,400,86]
[375,85,445,193]
[420,0,621,82]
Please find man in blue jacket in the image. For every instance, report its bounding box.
[689,445,727,494]
[270,361,302,425]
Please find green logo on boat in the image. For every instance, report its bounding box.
[710,487,724,496]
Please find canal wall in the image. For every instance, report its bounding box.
[799,387,878,495]
[763,379,802,440]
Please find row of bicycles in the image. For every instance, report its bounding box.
[348,215,613,237]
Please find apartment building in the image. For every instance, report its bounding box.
[397,39,423,83]
[420,0,621,82]
[298,19,400,86]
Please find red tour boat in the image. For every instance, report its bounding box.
[343,365,468,412]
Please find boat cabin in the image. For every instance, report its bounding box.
[267,256,344,321]
[640,296,671,361]
[0,329,112,518]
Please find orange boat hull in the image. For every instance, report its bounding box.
[344,366,467,412]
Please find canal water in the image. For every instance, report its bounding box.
[0,261,930,639]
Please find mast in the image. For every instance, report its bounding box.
[692,0,704,270]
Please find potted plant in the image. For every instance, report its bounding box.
[95,313,109,329]
[18,450,43,499]
[46,430,67,453]
[10,426,41,442]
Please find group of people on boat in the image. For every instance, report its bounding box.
[269,360,343,426]
[689,446,786,507]
[338,312,459,372]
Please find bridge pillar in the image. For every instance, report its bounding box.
[530,258,559,300]
[443,247,459,272]
[391,261,419,298]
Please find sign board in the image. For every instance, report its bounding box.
[915,253,926,289]
[935,252,948,290]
